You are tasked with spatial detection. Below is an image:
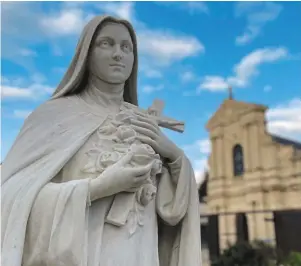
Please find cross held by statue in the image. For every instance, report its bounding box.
[124,99,185,133]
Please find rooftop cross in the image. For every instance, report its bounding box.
[228,85,233,100]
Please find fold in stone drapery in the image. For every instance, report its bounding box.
[156,156,202,266]
[22,180,91,266]
[1,97,107,266]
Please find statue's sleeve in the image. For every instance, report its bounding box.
[155,155,202,266]
[156,155,190,226]
[22,179,91,266]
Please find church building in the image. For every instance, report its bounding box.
[200,89,301,263]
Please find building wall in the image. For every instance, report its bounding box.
[206,102,301,252]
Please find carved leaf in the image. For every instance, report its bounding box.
[82,161,97,174]
[128,211,138,236]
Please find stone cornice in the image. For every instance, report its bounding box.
[207,181,301,200]
[206,99,267,131]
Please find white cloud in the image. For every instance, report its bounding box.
[197,139,211,154]
[199,47,288,92]
[193,158,209,186]
[138,30,204,65]
[228,47,288,87]
[142,84,164,94]
[1,85,34,98]
[182,138,211,156]
[235,2,282,45]
[198,76,229,92]
[40,8,92,36]
[267,98,301,140]
[1,76,54,99]
[98,2,134,22]
[157,2,209,15]
[182,138,211,186]
[181,71,196,83]
[13,110,32,119]
[139,65,163,79]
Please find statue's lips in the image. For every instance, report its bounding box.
[110,64,125,68]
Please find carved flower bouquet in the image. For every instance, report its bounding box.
[82,107,162,207]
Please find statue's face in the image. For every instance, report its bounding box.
[88,22,134,84]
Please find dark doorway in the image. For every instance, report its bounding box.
[206,215,220,262]
[274,209,301,256]
[236,213,249,243]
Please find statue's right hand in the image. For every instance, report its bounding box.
[89,152,153,201]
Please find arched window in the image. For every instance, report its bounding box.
[233,144,244,176]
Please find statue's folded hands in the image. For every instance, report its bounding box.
[88,152,153,201]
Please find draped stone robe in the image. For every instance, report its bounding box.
[1,95,201,266]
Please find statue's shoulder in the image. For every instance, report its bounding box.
[25,97,75,124]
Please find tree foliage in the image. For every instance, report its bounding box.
[211,241,278,266]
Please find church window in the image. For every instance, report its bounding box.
[233,144,244,176]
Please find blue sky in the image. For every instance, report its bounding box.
[1,1,301,184]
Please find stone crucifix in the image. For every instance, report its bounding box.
[127,98,185,133]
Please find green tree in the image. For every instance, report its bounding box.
[283,252,301,266]
[212,241,278,266]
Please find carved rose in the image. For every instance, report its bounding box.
[136,184,157,206]
[113,143,131,153]
[114,110,136,126]
[116,125,137,144]
[151,158,162,176]
[95,151,121,172]
[130,143,156,164]
[97,123,117,136]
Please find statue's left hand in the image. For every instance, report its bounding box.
[131,114,183,162]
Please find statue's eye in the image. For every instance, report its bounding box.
[121,43,132,53]
[99,40,112,47]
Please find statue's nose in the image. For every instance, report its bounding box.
[112,46,123,61]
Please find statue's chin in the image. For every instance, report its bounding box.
[101,73,128,85]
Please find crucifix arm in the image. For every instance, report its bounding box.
[123,99,185,133]
[124,100,185,133]
[153,115,185,133]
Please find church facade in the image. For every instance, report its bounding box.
[203,97,301,259]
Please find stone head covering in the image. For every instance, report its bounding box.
[51,15,138,106]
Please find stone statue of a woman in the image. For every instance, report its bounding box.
[1,15,201,266]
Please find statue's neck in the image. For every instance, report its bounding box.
[80,74,124,114]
